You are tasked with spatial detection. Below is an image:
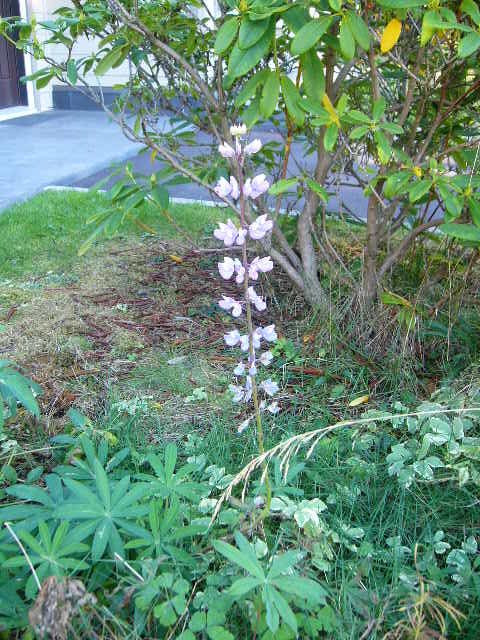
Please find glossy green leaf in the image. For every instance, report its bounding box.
[468,197,480,226]
[214,17,238,54]
[458,31,480,57]
[381,122,403,135]
[324,123,339,151]
[461,0,480,25]
[347,12,370,50]
[440,222,480,242]
[384,171,411,198]
[95,47,125,77]
[409,179,433,202]
[35,71,54,89]
[339,17,355,59]
[242,94,261,127]
[350,125,369,139]
[234,68,269,107]
[347,110,371,124]
[66,60,77,85]
[301,50,325,105]
[372,97,386,121]
[269,178,298,195]
[239,17,271,49]
[305,177,329,202]
[291,16,333,55]
[374,129,393,164]
[280,75,305,125]
[260,72,280,118]
[228,24,273,78]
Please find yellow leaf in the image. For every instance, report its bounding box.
[322,93,340,127]
[150,149,158,163]
[169,254,183,264]
[413,166,423,178]
[381,18,402,54]
[104,432,118,445]
[349,394,370,407]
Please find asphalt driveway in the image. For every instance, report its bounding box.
[0,109,368,218]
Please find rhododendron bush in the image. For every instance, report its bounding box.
[3,0,480,308]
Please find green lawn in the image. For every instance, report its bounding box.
[0,190,226,280]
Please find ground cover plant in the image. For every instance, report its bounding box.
[0,177,479,639]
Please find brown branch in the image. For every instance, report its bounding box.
[377,220,442,280]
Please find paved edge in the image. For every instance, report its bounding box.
[0,148,139,214]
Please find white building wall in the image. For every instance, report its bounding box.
[24,0,218,111]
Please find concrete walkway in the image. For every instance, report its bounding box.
[1,110,158,211]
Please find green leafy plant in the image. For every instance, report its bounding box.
[0,360,40,430]
[214,531,327,635]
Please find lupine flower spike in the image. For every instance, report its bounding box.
[212,125,280,447]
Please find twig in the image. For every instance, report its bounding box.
[114,552,145,582]
[5,522,41,590]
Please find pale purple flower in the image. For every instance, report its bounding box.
[260,351,273,366]
[267,401,280,414]
[260,378,279,396]
[240,334,250,352]
[261,324,277,342]
[234,258,245,283]
[244,376,253,402]
[249,362,257,376]
[236,227,247,246]
[237,417,251,434]
[234,362,245,376]
[218,256,235,280]
[244,139,262,155]
[224,329,241,346]
[240,333,261,352]
[214,219,239,246]
[214,176,232,199]
[248,286,267,312]
[244,174,270,200]
[249,256,273,280]
[229,176,240,200]
[229,384,244,403]
[214,177,240,201]
[249,214,273,240]
[219,296,242,317]
[218,142,235,158]
[230,123,247,136]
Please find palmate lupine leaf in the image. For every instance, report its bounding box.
[136,444,206,502]
[215,531,328,635]
[3,521,90,598]
[55,460,151,561]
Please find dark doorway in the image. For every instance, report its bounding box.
[0,0,27,109]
